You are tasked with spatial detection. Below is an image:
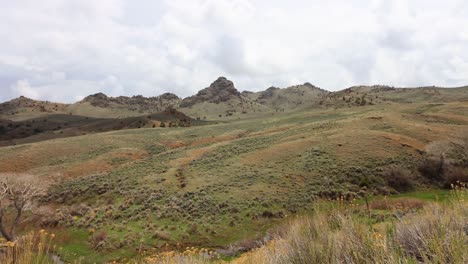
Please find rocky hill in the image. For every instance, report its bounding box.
[76,92,181,116]
[242,82,329,111]
[2,78,468,122]
[322,85,468,107]
[179,77,269,119]
[0,96,68,119]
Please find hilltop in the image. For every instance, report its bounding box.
[179,77,269,119]
[77,92,181,116]
[0,96,68,119]
[2,77,467,122]
[242,82,328,111]
[1,78,468,146]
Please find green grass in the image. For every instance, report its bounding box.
[390,189,451,201]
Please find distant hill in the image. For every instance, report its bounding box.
[0,108,197,146]
[1,78,468,122]
[179,77,269,119]
[76,92,181,115]
[322,85,468,107]
[0,96,68,119]
[242,82,329,111]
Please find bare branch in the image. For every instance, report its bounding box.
[0,173,41,241]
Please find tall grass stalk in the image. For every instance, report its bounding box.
[0,229,55,264]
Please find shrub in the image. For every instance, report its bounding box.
[232,199,467,264]
[419,155,445,181]
[384,166,415,192]
[152,231,171,241]
[396,202,467,263]
[443,167,468,188]
[90,231,107,250]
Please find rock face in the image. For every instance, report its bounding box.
[159,93,180,101]
[82,93,110,107]
[80,93,181,113]
[180,77,241,107]
[257,87,280,101]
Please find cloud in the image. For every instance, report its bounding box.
[11,80,41,99]
[0,0,467,103]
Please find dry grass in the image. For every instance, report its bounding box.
[137,186,467,264]
[233,186,467,264]
[0,229,56,264]
[369,197,426,211]
[143,247,221,264]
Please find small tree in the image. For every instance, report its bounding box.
[0,175,39,241]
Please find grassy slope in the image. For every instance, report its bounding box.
[0,110,199,147]
[0,101,467,262]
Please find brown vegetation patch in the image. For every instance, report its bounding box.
[189,134,240,147]
[380,132,426,151]
[248,125,292,137]
[370,197,426,211]
[163,140,186,149]
[109,148,148,161]
[241,138,314,165]
[169,146,218,168]
[62,160,113,179]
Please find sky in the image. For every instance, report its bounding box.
[1,0,468,103]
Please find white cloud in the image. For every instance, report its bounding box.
[11,80,40,99]
[0,0,467,103]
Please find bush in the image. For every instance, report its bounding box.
[90,231,107,250]
[418,155,445,181]
[233,199,467,264]
[152,231,171,241]
[443,167,468,188]
[384,167,415,192]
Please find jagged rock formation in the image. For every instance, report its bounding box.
[178,77,269,118]
[180,77,241,107]
[80,93,181,113]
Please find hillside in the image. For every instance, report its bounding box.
[322,85,468,107]
[1,98,467,262]
[179,77,270,119]
[2,78,468,122]
[0,96,68,120]
[72,92,181,118]
[1,81,468,262]
[242,82,328,111]
[0,108,197,146]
